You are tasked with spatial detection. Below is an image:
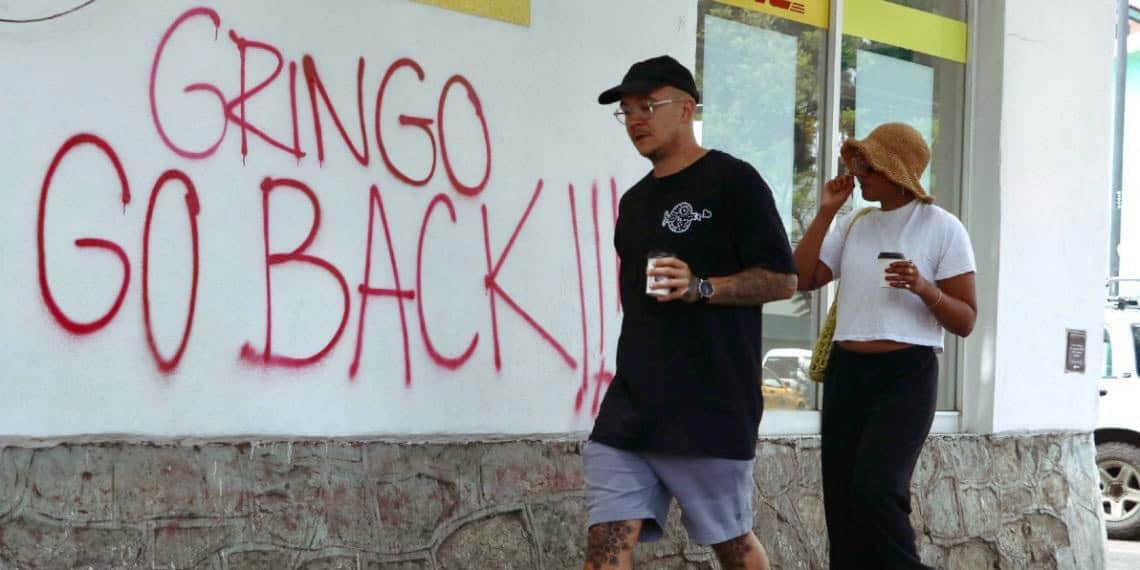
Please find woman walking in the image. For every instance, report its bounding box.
[794,123,977,569]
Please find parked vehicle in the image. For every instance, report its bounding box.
[761,367,808,410]
[761,348,812,410]
[1097,285,1140,539]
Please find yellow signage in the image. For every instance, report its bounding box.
[413,0,530,27]
[711,0,966,64]
[845,0,967,63]
[713,0,830,29]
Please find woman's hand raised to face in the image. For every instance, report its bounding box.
[821,175,855,215]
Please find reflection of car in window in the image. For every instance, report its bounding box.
[1096,285,1140,539]
[760,349,812,410]
[760,368,807,410]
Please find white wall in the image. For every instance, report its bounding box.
[0,0,697,436]
[983,0,1116,433]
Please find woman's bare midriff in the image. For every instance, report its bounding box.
[837,339,915,353]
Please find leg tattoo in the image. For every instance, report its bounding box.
[585,521,636,569]
[712,533,754,570]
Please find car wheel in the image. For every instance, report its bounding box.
[1097,441,1140,539]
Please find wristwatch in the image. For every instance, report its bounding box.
[697,277,714,303]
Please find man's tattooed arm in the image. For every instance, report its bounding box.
[690,267,797,306]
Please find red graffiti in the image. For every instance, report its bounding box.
[376,58,436,186]
[142,170,201,373]
[226,30,305,160]
[571,183,616,416]
[417,193,479,369]
[569,185,590,412]
[437,75,492,197]
[350,185,416,383]
[239,177,350,368]
[38,5,626,409]
[303,55,369,166]
[590,183,615,413]
[482,181,577,370]
[149,7,227,160]
[37,133,131,335]
[149,7,491,198]
[36,134,615,389]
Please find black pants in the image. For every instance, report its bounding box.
[821,345,938,570]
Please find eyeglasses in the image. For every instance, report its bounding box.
[613,98,684,125]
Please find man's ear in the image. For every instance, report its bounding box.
[683,99,697,122]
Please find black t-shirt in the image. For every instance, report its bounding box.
[589,150,796,460]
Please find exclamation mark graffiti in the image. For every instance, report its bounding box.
[591,182,615,414]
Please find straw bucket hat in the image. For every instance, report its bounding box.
[840,122,933,203]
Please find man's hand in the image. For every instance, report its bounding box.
[647,257,699,303]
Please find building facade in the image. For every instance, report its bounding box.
[0,0,1115,567]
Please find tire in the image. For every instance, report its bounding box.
[1096,441,1140,539]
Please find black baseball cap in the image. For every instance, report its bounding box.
[597,55,700,105]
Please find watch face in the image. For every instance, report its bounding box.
[699,279,714,298]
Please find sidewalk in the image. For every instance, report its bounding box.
[1107,539,1140,570]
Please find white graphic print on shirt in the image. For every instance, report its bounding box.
[662,201,712,234]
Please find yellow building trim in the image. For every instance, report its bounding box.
[712,0,830,29]
[844,0,967,63]
[412,0,530,27]
[709,1,966,63]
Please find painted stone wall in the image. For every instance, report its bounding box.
[0,432,1103,569]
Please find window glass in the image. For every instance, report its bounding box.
[697,0,967,413]
[697,1,828,410]
[840,0,967,410]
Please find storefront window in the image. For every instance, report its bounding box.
[697,1,828,410]
[697,0,968,413]
[841,0,967,410]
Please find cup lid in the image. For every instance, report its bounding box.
[877,252,905,259]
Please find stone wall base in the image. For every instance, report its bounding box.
[0,432,1104,569]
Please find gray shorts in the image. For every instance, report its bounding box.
[582,440,755,545]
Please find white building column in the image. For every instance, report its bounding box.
[961,0,1116,435]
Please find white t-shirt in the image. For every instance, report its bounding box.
[819,201,976,350]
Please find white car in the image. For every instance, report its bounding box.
[1097,295,1140,539]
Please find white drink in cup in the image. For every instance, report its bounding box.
[878,252,905,288]
[646,251,674,297]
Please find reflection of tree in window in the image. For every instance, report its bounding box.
[840,37,966,214]
[695,1,826,319]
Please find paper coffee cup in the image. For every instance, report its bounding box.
[646,251,674,297]
[878,252,905,288]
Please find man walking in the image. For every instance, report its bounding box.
[583,55,798,570]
